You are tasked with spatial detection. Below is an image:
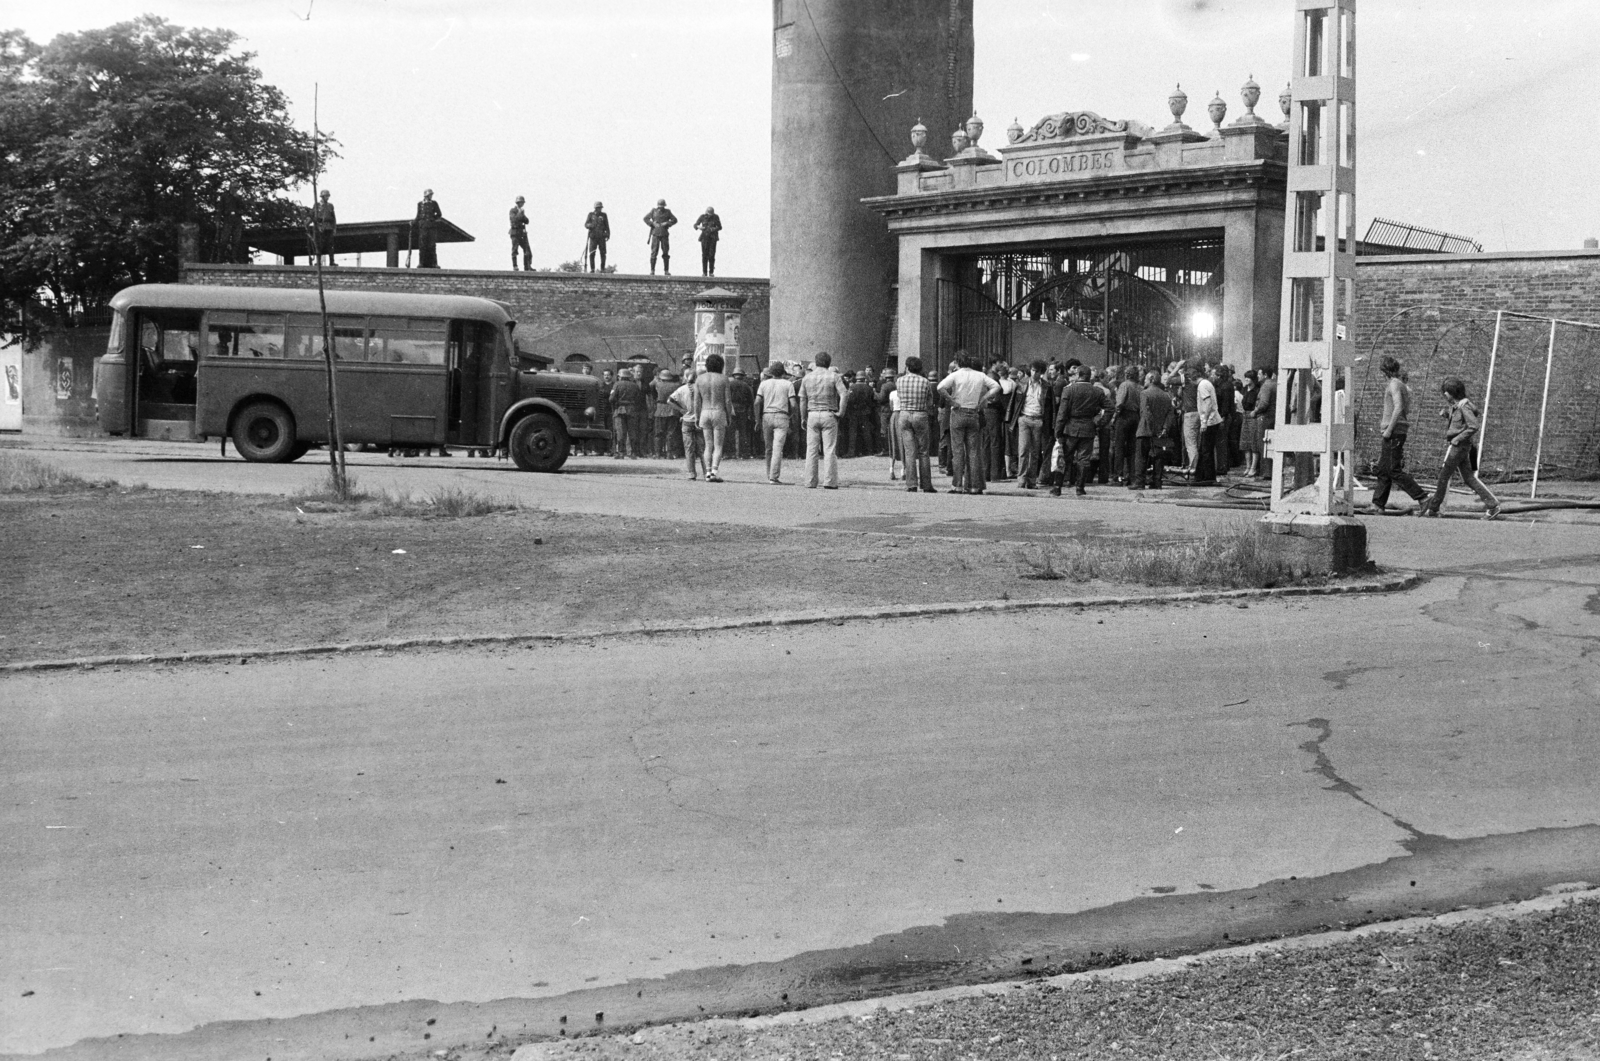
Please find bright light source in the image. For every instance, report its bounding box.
[1191,310,1217,338]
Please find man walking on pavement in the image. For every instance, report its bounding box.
[1370,356,1430,514]
[643,199,677,275]
[800,352,848,489]
[585,202,611,272]
[1053,364,1107,497]
[508,196,532,271]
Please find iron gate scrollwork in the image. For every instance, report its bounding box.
[934,236,1224,371]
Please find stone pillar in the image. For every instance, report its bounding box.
[387,231,400,268]
[1221,207,1284,373]
[770,0,973,373]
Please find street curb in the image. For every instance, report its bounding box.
[511,884,1600,1058]
[1,571,1420,675]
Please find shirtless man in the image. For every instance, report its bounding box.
[692,351,731,482]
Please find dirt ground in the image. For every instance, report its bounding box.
[0,486,1198,665]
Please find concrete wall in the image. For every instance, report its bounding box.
[1351,250,1600,480]
[183,264,770,371]
[770,0,973,372]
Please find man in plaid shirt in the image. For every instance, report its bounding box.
[895,357,936,492]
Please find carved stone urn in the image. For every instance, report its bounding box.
[1242,75,1261,119]
[1279,83,1293,123]
[1007,117,1023,143]
[951,128,969,154]
[910,120,928,154]
[1168,84,1188,125]
[965,113,984,148]
[1207,91,1227,135]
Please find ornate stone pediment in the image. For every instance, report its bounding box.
[1008,110,1142,144]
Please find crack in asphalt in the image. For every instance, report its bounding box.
[1292,717,1444,851]
[628,683,758,829]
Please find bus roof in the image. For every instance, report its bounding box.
[109,284,515,327]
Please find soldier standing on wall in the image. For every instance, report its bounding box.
[585,201,610,272]
[643,199,677,276]
[412,189,442,268]
[509,196,532,271]
[310,189,337,266]
[693,206,722,277]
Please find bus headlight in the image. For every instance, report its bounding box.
[584,406,597,421]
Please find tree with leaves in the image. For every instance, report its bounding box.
[0,16,333,337]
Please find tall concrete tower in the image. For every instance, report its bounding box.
[770,0,974,370]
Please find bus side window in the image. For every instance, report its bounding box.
[371,318,446,365]
[331,320,366,361]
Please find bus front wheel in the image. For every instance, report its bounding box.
[509,413,569,473]
[232,402,297,463]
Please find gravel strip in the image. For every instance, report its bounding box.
[512,892,1600,1061]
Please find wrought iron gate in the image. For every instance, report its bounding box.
[933,236,1225,370]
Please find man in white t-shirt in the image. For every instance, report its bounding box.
[754,362,797,484]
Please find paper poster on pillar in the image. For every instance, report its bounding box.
[693,309,725,374]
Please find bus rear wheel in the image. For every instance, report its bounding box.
[509,413,569,473]
[232,401,297,463]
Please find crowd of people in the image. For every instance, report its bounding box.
[585,350,1502,517]
[588,352,1281,492]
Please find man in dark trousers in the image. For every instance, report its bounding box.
[585,202,610,272]
[508,196,531,271]
[1370,356,1430,514]
[1052,364,1107,497]
[412,189,442,268]
[652,369,681,458]
[693,206,722,277]
[643,199,677,275]
[1134,370,1175,489]
[728,370,755,458]
[609,366,644,459]
[845,371,877,458]
[310,189,336,266]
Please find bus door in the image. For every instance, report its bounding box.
[132,309,202,440]
[447,321,496,447]
[343,317,449,445]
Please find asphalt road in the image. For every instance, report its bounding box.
[3,438,1598,1058]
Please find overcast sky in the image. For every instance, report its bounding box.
[13,1,1600,275]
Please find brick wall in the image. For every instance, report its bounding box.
[1351,250,1600,481]
[183,263,771,370]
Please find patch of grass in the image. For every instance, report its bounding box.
[1017,526,1301,589]
[369,484,520,518]
[0,451,95,493]
[291,473,517,518]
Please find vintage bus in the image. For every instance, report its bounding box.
[94,284,609,472]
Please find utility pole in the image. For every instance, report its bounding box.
[1259,0,1366,572]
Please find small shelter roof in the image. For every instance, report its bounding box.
[244,219,475,258]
